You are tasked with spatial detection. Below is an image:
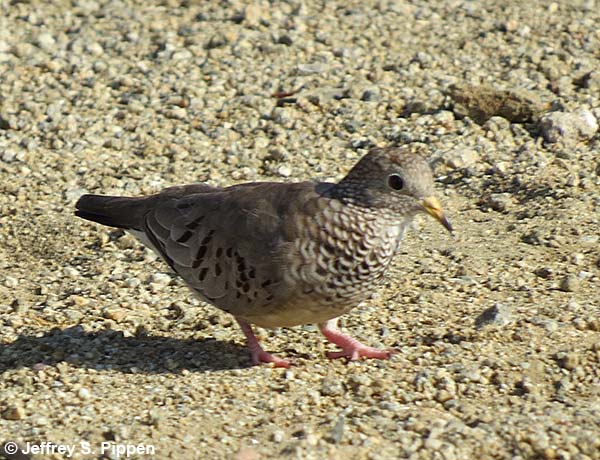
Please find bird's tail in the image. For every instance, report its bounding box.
[75,184,217,230]
[75,194,149,230]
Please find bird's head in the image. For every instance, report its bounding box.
[335,146,453,232]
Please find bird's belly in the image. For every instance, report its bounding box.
[240,275,381,328]
[241,297,356,328]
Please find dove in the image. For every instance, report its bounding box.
[75,146,452,367]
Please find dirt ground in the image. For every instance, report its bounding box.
[0,1,599,459]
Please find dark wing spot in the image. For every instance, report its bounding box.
[215,263,222,277]
[215,247,223,258]
[266,294,274,301]
[248,268,256,279]
[316,266,328,277]
[186,215,205,229]
[176,230,193,243]
[176,202,193,210]
[226,247,233,258]
[261,279,272,288]
[239,272,248,282]
[198,267,208,281]
[196,245,207,260]
[242,282,250,293]
[236,256,247,273]
[201,230,215,245]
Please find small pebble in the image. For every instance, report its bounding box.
[77,387,91,399]
[149,273,172,287]
[475,303,513,327]
[2,405,25,420]
[559,275,578,292]
[277,165,292,177]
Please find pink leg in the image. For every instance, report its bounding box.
[319,318,392,361]
[236,319,291,368]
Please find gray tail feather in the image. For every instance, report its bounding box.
[75,184,217,230]
[75,194,148,230]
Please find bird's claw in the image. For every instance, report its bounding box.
[251,350,291,368]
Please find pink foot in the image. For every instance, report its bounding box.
[237,319,291,368]
[250,349,291,368]
[319,318,392,361]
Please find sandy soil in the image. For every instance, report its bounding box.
[1,1,599,459]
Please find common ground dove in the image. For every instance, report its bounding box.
[75,146,452,367]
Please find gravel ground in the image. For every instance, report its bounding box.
[1,1,599,459]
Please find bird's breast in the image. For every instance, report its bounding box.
[283,204,411,311]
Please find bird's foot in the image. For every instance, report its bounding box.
[237,318,291,368]
[319,319,392,361]
[250,349,291,368]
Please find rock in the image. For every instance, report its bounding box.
[328,416,345,443]
[538,109,598,144]
[68,295,90,307]
[234,447,260,460]
[271,107,294,128]
[297,63,328,75]
[487,193,514,212]
[241,3,269,27]
[0,115,12,130]
[63,267,80,278]
[85,42,104,56]
[305,86,347,105]
[555,352,579,370]
[277,164,292,177]
[361,86,381,102]
[475,303,513,328]
[320,376,343,396]
[575,70,600,91]
[444,149,479,169]
[65,187,88,202]
[1,149,25,163]
[271,430,284,442]
[77,387,91,399]
[558,275,578,292]
[149,273,172,288]
[570,253,584,266]
[4,276,18,288]
[36,32,56,52]
[277,34,293,46]
[2,405,25,420]
[449,83,547,124]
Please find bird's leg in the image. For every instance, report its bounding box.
[319,318,392,360]
[236,319,291,368]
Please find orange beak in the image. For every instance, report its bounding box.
[422,196,453,233]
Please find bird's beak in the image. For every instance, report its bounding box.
[422,196,453,233]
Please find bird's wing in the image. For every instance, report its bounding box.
[141,182,323,316]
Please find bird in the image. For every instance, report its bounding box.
[75,146,452,368]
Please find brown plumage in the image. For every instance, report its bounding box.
[75,146,452,367]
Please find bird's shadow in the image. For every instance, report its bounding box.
[0,325,255,374]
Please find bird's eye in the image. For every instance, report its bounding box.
[387,174,404,190]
